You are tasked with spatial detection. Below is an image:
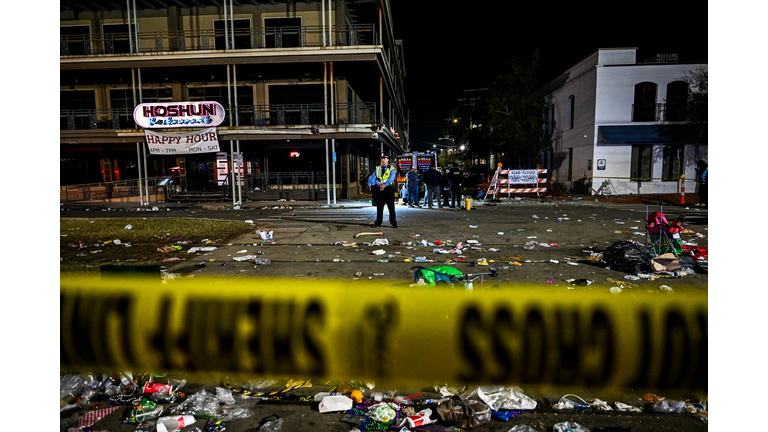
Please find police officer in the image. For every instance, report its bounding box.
[448,166,464,208]
[373,154,398,228]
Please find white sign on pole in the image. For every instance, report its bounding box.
[145,127,221,155]
[507,169,539,184]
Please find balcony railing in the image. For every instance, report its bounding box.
[60,24,378,56]
[631,103,688,122]
[60,102,378,130]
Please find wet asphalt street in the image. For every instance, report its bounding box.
[59,196,709,432]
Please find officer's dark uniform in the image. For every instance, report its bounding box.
[448,167,464,208]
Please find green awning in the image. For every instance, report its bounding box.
[598,125,685,144]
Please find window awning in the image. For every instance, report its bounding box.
[598,125,685,144]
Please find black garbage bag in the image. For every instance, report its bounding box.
[603,240,646,273]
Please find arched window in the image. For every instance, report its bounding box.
[633,82,658,122]
[665,81,689,121]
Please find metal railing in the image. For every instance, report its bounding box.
[60,176,181,203]
[631,102,688,122]
[60,102,378,130]
[60,24,377,56]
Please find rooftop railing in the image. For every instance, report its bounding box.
[60,24,377,56]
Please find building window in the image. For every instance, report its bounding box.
[632,82,658,122]
[189,86,228,106]
[61,90,96,129]
[61,25,90,55]
[102,23,137,54]
[141,88,173,103]
[630,145,653,181]
[214,19,252,49]
[268,84,324,125]
[661,144,683,181]
[109,89,137,128]
[665,81,689,121]
[568,95,575,129]
[264,17,302,48]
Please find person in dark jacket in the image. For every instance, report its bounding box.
[406,166,421,207]
[440,169,451,207]
[447,166,464,208]
[422,164,442,209]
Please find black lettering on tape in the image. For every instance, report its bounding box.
[458,306,484,382]
[554,309,581,386]
[303,301,326,375]
[150,296,174,370]
[247,300,264,374]
[268,301,296,374]
[361,300,400,378]
[491,307,514,382]
[630,309,653,388]
[60,293,134,370]
[522,308,546,384]
[585,309,614,387]
[660,309,692,389]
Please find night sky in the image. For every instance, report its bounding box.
[389,1,709,151]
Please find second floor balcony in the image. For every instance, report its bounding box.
[60,102,379,131]
[60,24,378,57]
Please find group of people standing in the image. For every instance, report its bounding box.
[367,154,466,228]
[406,164,464,209]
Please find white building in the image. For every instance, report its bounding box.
[534,48,707,197]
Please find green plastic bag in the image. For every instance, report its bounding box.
[414,266,465,287]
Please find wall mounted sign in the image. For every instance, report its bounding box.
[597,159,607,170]
[133,101,225,128]
[145,127,220,155]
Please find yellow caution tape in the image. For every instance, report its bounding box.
[60,276,706,391]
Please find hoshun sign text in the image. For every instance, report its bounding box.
[133,101,226,128]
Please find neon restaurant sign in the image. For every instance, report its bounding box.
[133,101,226,128]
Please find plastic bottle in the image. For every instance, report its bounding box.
[156,415,195,432]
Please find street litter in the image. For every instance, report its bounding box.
[187,247,217,253]
[566,278,593,286]
[318,395,353,413]
[659,284,674,293]
[475,386,537,410]
[372,249,386,255]
[651,253,681,271]
[551,394,590,410]
[369,238,389,246]
[610,286,622,294]
[124,224,132,229]
[615,401,642,412]
[232,255,264,262]
[553,421,589,432]
[355,232,385,239]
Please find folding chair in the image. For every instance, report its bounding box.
[644,206,686,257]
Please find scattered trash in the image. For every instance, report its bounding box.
[553,421,589,432]
[659,285,674,293]
[603,240,645,273]
[437,397,491,429]
[355,232,385,239]
[258,418,283,431]
[124,224,132,229]
[475,386,537,410]
[610,287,621,294]
[614,401,642,412]
[156,415,196,432]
